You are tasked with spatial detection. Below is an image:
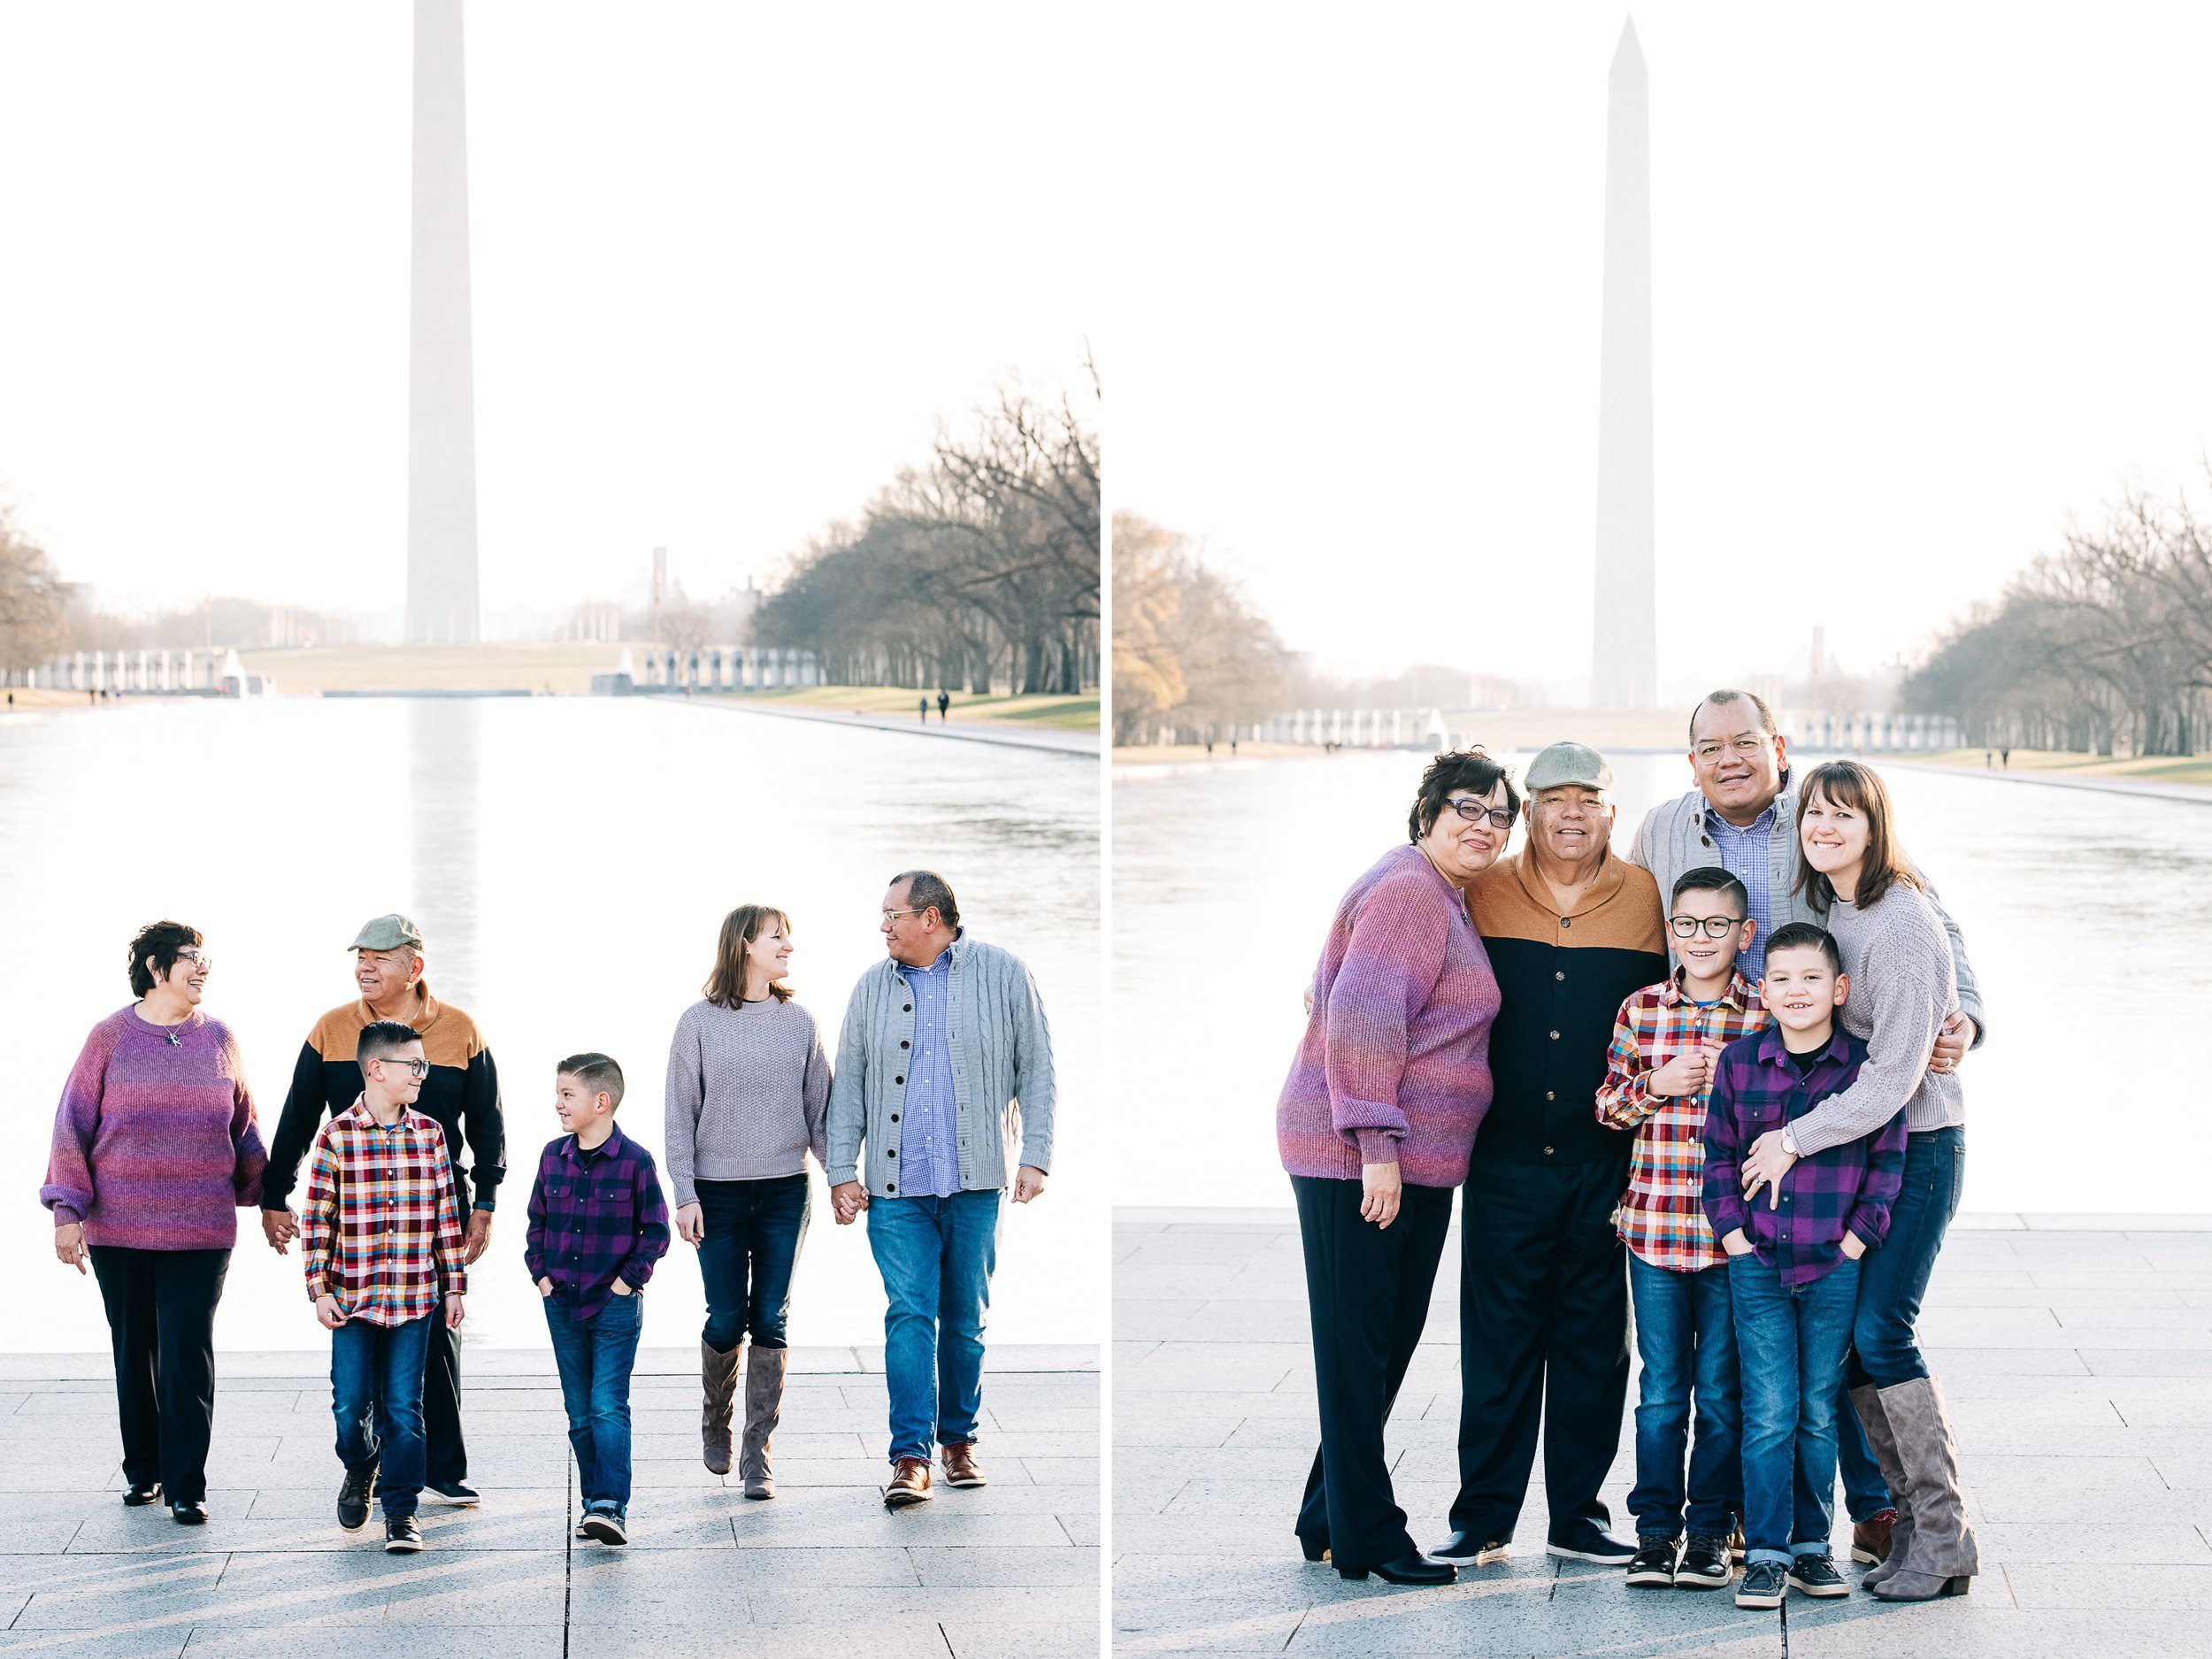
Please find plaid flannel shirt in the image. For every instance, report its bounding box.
[1701,1025,1908,1288]
[1595,972,1767,1273]
[524,1125,672,1324]
[302,1098,466,1326]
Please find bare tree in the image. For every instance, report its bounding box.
[0,506,70,680]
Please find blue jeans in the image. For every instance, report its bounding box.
[330,1314,434,1518]
[1626,1254,1740,1538]
[696,1174,810,1351]
[866,1189,1001,1464]
[1729,1253,1862,1564]
[544,1286,644,1511]
[1850,1128,1965,1389]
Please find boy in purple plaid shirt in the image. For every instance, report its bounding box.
[1703,925,1906,1609]
[526,1053,671,1546]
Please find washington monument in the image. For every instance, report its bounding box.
[406,0,480,644]
[1591,19,1655,708]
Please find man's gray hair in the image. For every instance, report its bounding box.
[893,869,960,931]
[1689,688,1778,744]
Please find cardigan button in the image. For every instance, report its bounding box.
[903,1005,911,1013]
[900,1041,910,1049]
[890,1113,900,1122]
[888,1148,898,1158]
[886,1183,895,1193]
[895,1075,904,1085]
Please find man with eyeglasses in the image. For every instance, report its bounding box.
[259,913,506,1506]
[826,870,1056,1509]
[1626,688,1986,1568]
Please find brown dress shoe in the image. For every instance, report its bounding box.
[1852,1509,1896,1565]
[941,1441,986,1488]
[885,1456,933,1507]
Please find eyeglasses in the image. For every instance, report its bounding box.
[1693,734,1772,762]
[1668,915,1744,940]
[369,1056,429,1079]
[174,949,214,972]
[881,908,926,924]
[1445,798,1515,831]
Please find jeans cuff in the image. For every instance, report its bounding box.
[1790,1541,1832,1558]
[1747,1548,1791,1567]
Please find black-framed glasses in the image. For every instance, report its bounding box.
[174,949,214,972]
[1668,915,1743,940]
[1446,797,1515,831]
[369,1056,429,1079]
[1693,734,1772,762]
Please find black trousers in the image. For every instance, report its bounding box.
[1292,1175,1454,1572]
[1448,1154,1631,1540]
[88,1246,231,1504]
[423,1316,469,1486]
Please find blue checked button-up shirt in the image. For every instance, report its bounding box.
[523,1125,672,1323]
[1701,1024,1906,1288]
[900,950,964,1197]
[1703,799,1780,981]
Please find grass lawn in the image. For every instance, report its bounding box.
[742,686,1097,731]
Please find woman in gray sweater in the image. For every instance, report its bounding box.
[664,904,831,1499]
[1738,759,1977,1601]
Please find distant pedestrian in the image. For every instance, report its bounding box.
[918,697,929,723]
[530,1053,671,1547]
[42,921,265,1526]
[827,871,1056,1508]
[2000,747,2010,767]
[937,691,950,721]
[664,905,830,1497]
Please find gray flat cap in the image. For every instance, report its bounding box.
[348,913,424,952]
[1525,741,1615,792]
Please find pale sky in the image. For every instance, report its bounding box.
[0,3,1094,616]
[1102,4,2212,684]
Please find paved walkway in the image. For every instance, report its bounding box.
[687,697,1099,755]
[1882,759,2212,803]
[1,1343,1097,1658]
[1115,1207,2212,1657]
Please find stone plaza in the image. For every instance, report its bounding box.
[0,1343,1097,1657]
[1116,1208,2212,1657]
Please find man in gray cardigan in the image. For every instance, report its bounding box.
[1626,687,1985,1567]
[827,870,1055,1509]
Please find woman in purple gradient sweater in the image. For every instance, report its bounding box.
[1276,749,1515,1586]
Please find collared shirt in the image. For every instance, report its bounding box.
[1595,971,1769,1272]
[1701,1025,1907,1289]
[1701,798,1782,982]
[302,1097,466,1326]
[523,1125,672,1323]
[899,948,963,1197]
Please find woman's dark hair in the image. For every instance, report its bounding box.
[127,920,202,997]
[1793,759,1920,912]
[703,904,796,1009]
[1408,749,1522,843]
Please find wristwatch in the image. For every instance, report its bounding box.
[1780,1126,1800,1158]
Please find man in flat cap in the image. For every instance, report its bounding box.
[1430,742,1666,1571]
[260,914,505,1505]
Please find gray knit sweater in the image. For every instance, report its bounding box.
[1786,882,1966,1156]
[662,997,831,1208]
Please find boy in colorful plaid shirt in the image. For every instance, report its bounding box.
[526,1053,670,1547]
[1596,867,1765,1592]
[302,1020,467,1555]
[1703,923,1906,1609]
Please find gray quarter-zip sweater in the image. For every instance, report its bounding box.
[824,931,1056,1196]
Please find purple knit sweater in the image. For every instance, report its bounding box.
[1277,844,1502,1187]
[42,1005,268,1250]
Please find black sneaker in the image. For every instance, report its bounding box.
[424,1480,480,1507]
[1625,1535,1679,1586]
[384,1515,423,1554]
[1547,1525,1638,1565]
[337,1466,377,1532]
[1427,1530,1511,1566]
[580,1508,628,1547]
[1786,1552,1850,1597]
[1676,1533,1733,1589]
[1735,1559,1786,1609]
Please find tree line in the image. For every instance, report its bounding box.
[1111,511,1293,745]
[0,506,70,681]
[1904,480,2212,756]
[753,376,1100,696]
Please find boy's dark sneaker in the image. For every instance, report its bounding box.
[1426,1531,1511,1566]
[1735,1560,1786,1609]
[1786,1553,1850,1597]
[580,1508,628,1547]
[1676,1534,1734,1589]
[425,1480,480,1507]
[337,1466,377,1532]
[1625,1535,1679,1586]
[1547,1525,1638,1565]
[384,1515,424,1553]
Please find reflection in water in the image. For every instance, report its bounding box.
[1114,749,2212,1214]
[5,699,1097,1353]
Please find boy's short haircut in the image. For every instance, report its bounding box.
[358,1020,425,1068]
[1671,865,1749,917]
[1763,922,1842,977]
[558,1052,626,1110]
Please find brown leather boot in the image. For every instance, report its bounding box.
[701,1340,741,1476]
[885,1456,933,1508]
[1852,1510,1896,1565]
[941,1440,986,1488]
[740,1346,787,1500]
